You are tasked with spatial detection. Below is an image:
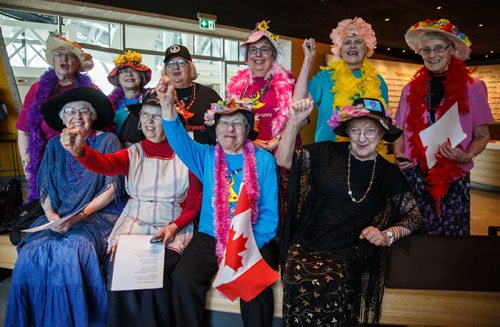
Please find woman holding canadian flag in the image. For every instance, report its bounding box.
[157,76,279,327]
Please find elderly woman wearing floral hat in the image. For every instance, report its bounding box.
[107,50,152,145]
[157,76,279,327]
[393,19,493,235]
[294,17,389,142]
[276,97,421,325]
[160,44,221,145]
[227,20,297,228]
[16,33,97,202]
[226,20,296,152]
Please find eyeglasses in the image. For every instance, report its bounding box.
[118,67,137,75]
[347,127,379,140]
[63,107,92,117]
[53,50,77,61]
[217,119,248,130]
[247,46,273,56]
[166,60,187,69]
[140,111,162,121]
[418,43,453,56]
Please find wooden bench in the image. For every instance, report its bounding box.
[0,234,17,269]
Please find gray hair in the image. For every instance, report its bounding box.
[59,100,97,121]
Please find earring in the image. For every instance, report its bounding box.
[137,120,142,130]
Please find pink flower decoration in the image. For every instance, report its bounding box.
[327,105,370,129]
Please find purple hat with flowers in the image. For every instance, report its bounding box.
[405,19,472,61]
[328,98,401,142]
[204,98,259,141]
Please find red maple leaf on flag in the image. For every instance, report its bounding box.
[225,226,248,271]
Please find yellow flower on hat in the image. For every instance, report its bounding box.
[257,20,270,31]
[113,50,143,67]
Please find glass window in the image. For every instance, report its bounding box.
[125,25,193,53]
[62,17,122,49]
[0,9,58,68]
[194,35,221,58]
[224,39,241,61]
[226,63,246,81]
[193,59,222,95]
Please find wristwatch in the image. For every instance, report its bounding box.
[383,230,395,246]
[21,158,29,169]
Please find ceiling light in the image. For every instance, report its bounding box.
[478,24,484,27]
[491,50,494,53]
[436,6,442,10]
[384,18,390,22]
[387,48,391,51]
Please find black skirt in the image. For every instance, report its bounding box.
[107,249,180,327]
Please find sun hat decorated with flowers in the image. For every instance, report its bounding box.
[204,98,259,141]
[240,20,284,64]
[107,50,152,86]
[45,33,94,72]
[329,17,377,60]
[328,98,401,142]
[405,19,472,61]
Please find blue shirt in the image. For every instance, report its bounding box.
[309,69,389,142]
[162,117,278,249]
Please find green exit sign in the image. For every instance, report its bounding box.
[199,18,215,30]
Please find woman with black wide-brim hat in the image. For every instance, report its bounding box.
[5,87,123,326]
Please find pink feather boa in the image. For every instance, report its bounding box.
[225,63,295,136]
[213,140,260,264]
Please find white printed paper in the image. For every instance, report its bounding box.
[110,234,165,291]
[419,102,467,169]
[21,209,81,233]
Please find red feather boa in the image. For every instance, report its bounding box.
[406,57,473,214]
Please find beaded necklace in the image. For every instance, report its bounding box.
[65,132,97,184]
[174,85,196,121]
[347,149,377,203]
[242,75,272,109]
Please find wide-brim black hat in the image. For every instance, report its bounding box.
[41,87,113,131]
[333,98,402,142]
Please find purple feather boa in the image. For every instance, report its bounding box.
[25,68,93,202]
[108,86,145,111]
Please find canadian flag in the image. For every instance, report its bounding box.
[212,184,279,302]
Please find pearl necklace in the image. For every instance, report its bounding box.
[347,149,377,203]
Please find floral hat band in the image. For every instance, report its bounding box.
[405,19,471,61]
[45,34,94,72]
[204,98,259,141]
[328,98,402,142]
[107,50,152,86]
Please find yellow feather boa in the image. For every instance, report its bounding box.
[323,59,386,110]
[323,59,389,158]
